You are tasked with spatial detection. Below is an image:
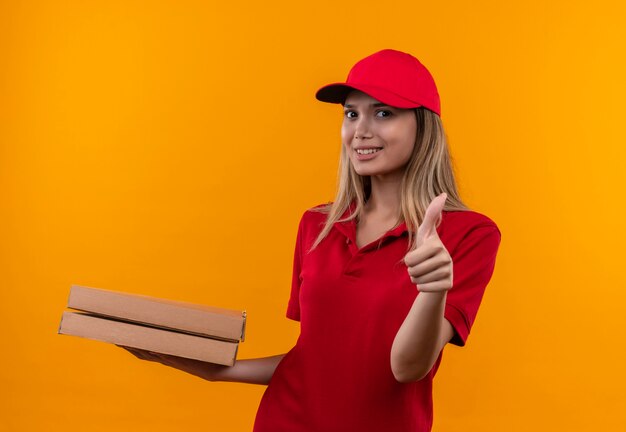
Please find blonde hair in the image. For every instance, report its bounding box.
[308,107,470,254]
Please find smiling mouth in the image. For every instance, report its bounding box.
[355,148,383,155]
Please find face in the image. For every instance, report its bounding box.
[341,90,417,179]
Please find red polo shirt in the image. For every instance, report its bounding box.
[253,200,502,432]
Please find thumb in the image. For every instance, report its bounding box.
[416,192,447,245]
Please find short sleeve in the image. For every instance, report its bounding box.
[444,224,502,346]
[286,213,305,321]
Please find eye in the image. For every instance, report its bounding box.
[343,109,393,119]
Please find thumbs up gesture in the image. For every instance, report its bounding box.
[403,193,453,293]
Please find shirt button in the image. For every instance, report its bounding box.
[346,238,350,244]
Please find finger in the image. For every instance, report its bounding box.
[409,265,451,285]
[404,244,440,267]
[415,280,451,292]
[123,349,146,360]
[118,346,153,361]
[403,237,441,267]
[407,253,449,278]
[416,193,447,245]
[117,345,136,353]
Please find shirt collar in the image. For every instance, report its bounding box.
[332,199,409,245]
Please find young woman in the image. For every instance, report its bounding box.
[120,48,502,432]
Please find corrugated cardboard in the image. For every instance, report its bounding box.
[67,285,246,342]
[58,311,239,366]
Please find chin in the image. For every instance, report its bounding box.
[352,164,402,178]
[353,167,380,177]
[350,161,372,176]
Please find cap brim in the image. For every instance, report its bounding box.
[315,82,422,109]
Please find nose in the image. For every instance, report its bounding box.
[354,117,373,140]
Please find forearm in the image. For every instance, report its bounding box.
[149,352,286,386]
[211,354,286,385]
[390,291,447,382]
[119,345,286,385]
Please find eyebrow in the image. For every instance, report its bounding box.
[343,102,391,109]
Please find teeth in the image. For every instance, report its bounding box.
[356,148,382,155]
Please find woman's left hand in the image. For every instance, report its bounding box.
[403,193,453,293]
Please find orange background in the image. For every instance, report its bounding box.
[1,1,625,431]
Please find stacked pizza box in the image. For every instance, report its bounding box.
[58,285,246,366]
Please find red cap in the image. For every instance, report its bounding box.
[315,49,441,116]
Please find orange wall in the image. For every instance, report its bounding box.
[1,1,625,431]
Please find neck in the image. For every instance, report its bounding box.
[364,173,403,221]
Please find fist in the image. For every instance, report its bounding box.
[403,193,453,293]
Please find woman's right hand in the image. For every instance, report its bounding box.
[116,344,287,385]
[116,344,229,381]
